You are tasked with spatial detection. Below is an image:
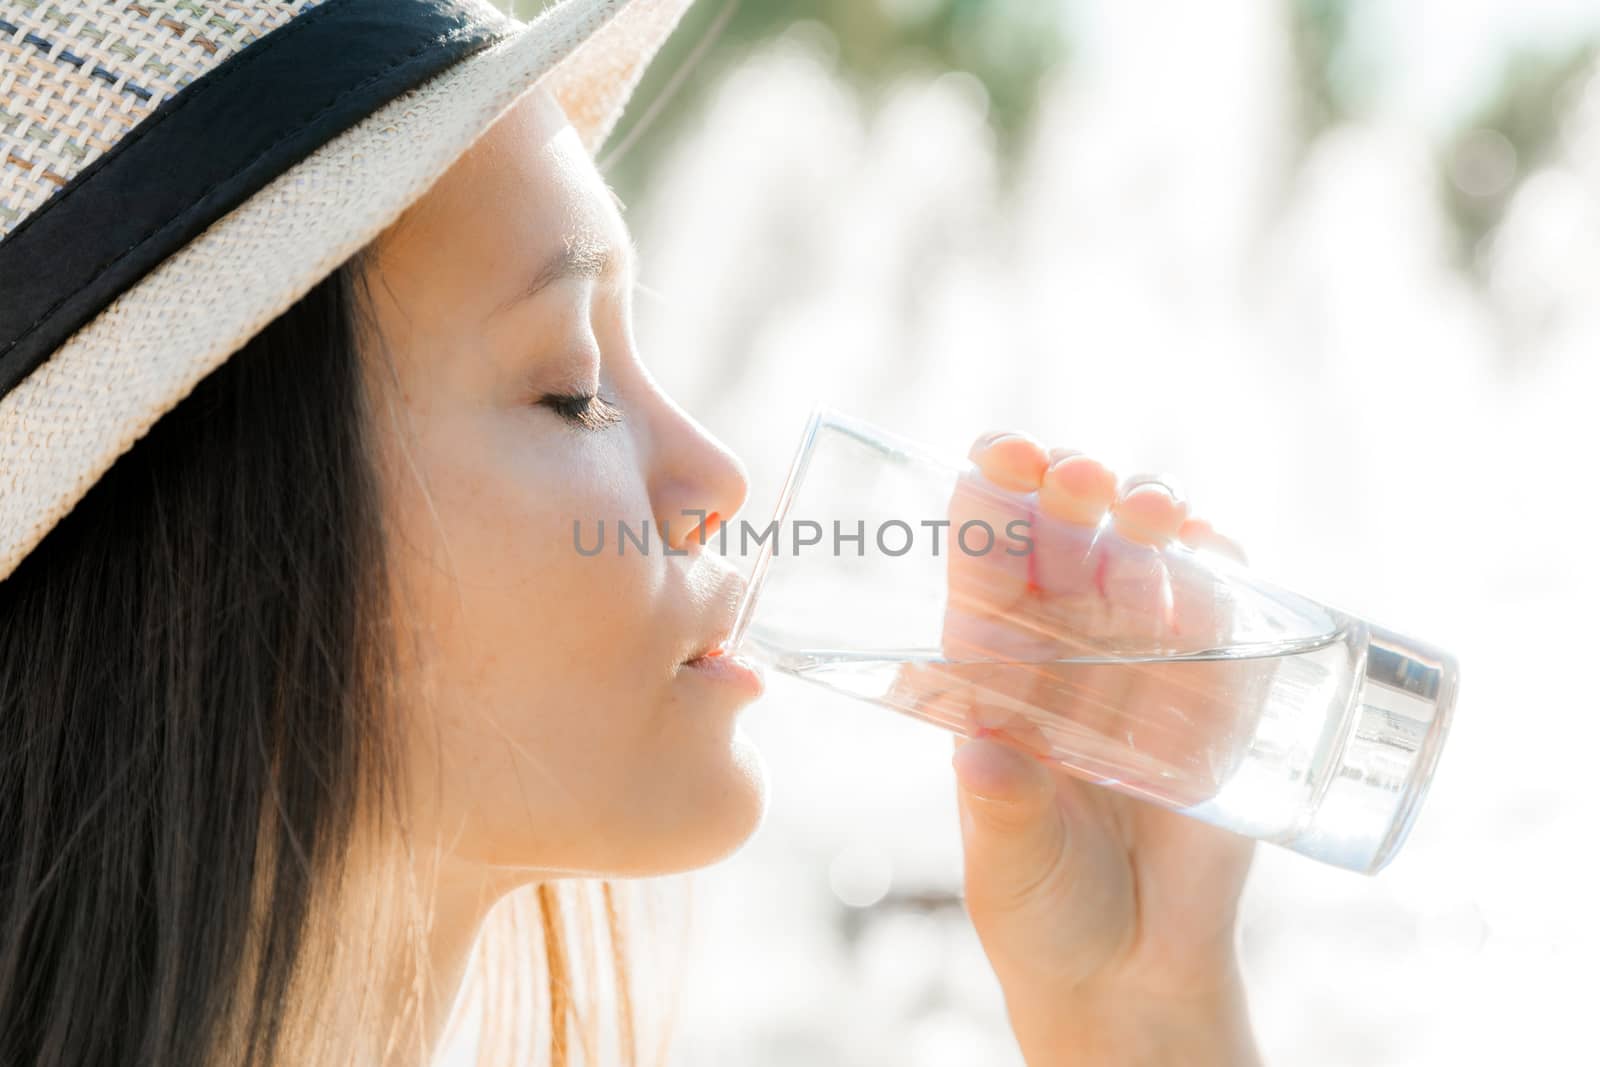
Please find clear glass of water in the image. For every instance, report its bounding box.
[724,406,1459,874]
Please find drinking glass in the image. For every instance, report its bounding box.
[723,406,1459,874]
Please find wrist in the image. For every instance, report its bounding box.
[1005,963,1262,1067]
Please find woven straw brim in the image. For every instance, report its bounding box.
[0,0,692,584]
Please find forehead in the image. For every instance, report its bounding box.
[376,84,627,269]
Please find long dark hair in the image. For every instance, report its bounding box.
[0,244,660,1067]
[0,251,395,1066]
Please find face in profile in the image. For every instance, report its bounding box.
[358,83,768,886]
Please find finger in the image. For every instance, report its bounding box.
[1097,528,1174,645]
[950,737,1136,984]
[968,429,1021,459]
[1165,515,1251,651]
[1037,452,1117,529]
[953,735,1058,811]
[966,679,1057,758]
[1004,454,1167,773]
[951,736,1069,902]
[943,471,1035,653]
[1157,519,1261,798]
[1091,476,1188,643]
[1177,516,1249,566]
[1030,452,1118,639]
[970,431,1050,492]
[1110,477,1189,547]
[939,435,1057,759]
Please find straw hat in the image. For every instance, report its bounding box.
[0,0,694,583]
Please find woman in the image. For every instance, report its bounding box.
[0,0,1261,1063]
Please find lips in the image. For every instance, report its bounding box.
[681,644,765,697]
[675,565,765,697]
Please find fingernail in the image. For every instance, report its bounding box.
[968,430,1018,461]
[1117,473,1187,509]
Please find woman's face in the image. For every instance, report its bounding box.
[359,84,767,882]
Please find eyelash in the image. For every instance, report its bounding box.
[539,390,623,431]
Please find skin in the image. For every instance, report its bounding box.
[354,81,1259,1065]
[947,437,1263,1065]
[356,83,763,1055]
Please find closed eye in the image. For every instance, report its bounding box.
[539,390,623,431]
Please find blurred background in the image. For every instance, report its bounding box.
[503,0,1600,1063]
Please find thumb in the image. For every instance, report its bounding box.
[950,734,1131,991]
[951,733,1070,913]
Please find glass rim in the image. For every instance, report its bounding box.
[728,404,995,652]
[726,404,827,652]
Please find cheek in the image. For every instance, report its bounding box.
[382,415,667,851]
[398,413,650,660]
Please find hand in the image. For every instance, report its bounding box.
[894,431,1263,1065]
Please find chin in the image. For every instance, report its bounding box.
[705,728,769,854]
[628,729,770,876]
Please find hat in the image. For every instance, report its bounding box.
[0,0,694,583]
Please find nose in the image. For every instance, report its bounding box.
[645,394,750,553]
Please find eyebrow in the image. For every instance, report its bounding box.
[491,228,639,318]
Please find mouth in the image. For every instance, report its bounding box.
[681,641,765,696]
[677,571,765,697]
